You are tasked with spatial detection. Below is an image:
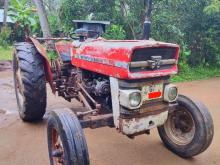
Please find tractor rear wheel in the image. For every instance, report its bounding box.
[47,108,90,165]
[13,42,47,121]
[158,95,214,158]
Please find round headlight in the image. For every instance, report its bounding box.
[129,92,142,107]
[164,84,178,102]
[168,87,178,101]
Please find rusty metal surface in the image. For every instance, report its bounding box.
[28,37,55,93]
[36,37,72,41]
[140,99,168,113]
[72,39,180,79]
[55,41,72,59]
[78,91,94,112]
[80,113,114,129]
[0,61,12,71]
[130,59,177,68]
[120,101,169,119]
[118,77,169,88]
[119,111,168,135]
[74,54,129,69]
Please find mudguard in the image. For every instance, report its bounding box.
[28,37,55,93]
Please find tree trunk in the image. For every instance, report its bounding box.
[32,0,52,38]
[144,0,153,22]
[3,0,9,27]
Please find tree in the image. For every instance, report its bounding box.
[3,0,9,26]
[56,0,220,66]
[204,0,220,14]
[32,0,51,38]
[144,0,153,22]
[0,0,4,7]
[9,0,39,41]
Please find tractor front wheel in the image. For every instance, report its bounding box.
[47,108,90,165]
[158,95,214,158]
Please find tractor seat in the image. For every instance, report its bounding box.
[75,28,100,39]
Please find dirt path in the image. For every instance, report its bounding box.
[0,71,219,165]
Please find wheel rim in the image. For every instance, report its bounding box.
[164,106,196,145]
[51,128,65,165]
[14,56,24,111]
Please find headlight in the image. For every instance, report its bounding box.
[120,90,142,109]
[129,92,142,107]
[164,84,178,102]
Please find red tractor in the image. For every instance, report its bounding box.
[13,20,213,165]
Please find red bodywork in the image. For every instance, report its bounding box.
[56,39,180,79]
[30,37,179,92]
[28,37,55,93]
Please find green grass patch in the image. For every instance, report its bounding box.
[0,46,13,61]
[172,65,220,82]
[47,51,58,61]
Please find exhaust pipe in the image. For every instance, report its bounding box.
[142,21,151,40]
[143,0,153,40]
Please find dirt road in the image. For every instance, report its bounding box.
[0,70,219,165]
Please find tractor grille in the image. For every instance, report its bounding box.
[130,47,177,72]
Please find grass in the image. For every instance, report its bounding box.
[0,46,13,61]
[0,46,56,61]
[172,66,220,82]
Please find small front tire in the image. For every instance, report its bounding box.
[47,108,90,165]
[158,95,214,158]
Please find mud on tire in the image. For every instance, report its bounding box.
[158,95,214,158]
[47,108,90,165]
[13,42,47,121]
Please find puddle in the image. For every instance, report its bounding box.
[0,109,6,115]
[0,61,12,71]
[2,83,14,89]
[0,108,18,115]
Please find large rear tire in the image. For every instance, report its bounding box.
[158,95,214,158]
[13,42,47,121]
[47,108,90,165]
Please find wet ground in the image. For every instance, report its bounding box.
[0,70,219,165]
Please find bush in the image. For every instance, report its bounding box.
[172,63,220,82]
[103,24,126,40]
[0,26,11,48]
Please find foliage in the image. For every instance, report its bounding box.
[59,0,146,39]
[59,0,116,33]
[8,0,39,41]
[103,24,126,40]
[2,0,220,81]
[151,0,220,67]
[0,46,13,61]
[0,26,11,48]
[47,51,58,61]
[204,0,220,15]
[172,65,220,82]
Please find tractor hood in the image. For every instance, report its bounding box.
[72,39,180,79]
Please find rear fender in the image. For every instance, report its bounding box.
[28,37,55,94]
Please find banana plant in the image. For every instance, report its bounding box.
[8,0,38,39]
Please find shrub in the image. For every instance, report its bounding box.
[0,26,12,48]
[103,24,126,40]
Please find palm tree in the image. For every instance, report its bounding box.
[32,0,51,38]
[144,0,153,22]
[3,0,9,26]
[0,0,4,7]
